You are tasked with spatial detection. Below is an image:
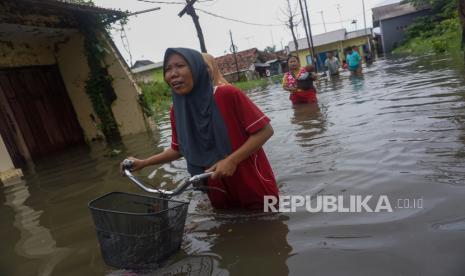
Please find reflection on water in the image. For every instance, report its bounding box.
[1,53,465,275]
[185,215,292,275]
[2,177,70,276]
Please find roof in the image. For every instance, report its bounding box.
[372,2,430,22]
[215,48,287,75]
[288,28,372,52]
[215,48,258,75]
[131,60,155,69]
[1,0,126,28]
[346,28,373,40]
[132,61,163,74]
[25,0,126,16]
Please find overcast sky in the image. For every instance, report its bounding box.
[94,0,400,65]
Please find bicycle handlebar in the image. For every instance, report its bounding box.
[121,159,213,198]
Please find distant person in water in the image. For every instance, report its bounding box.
[123,48,278,210]
[345,46,362,75]
[324,51,340,76]
[282,55,317,104]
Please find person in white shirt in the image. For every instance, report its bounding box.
[324,51,340,76]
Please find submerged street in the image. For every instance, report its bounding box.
[1,54,465,275]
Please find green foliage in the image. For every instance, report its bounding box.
[396,0,461,54]
[233,78,269,92]
[77,14,122,141]
[394,17,461,54]
[403,0,456,16]
[264,45,277,53]
[271,74,284,83]
[139,81,172,117]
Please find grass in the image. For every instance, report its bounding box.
[393,17,462,55]
[138,81,171,118]
[232,76,279,92]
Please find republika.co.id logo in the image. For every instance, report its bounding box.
[264,195,423,213]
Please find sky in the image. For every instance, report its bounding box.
[94,0,400,65]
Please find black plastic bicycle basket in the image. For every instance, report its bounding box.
[88,192,189,270]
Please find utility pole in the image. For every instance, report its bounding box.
[303,0,318,72]
[229,30,240,82]
[178,0,207,53]
[362,0,372,51]
[298,0,312,65]
[319,10,327,32]
[336,4,343,29]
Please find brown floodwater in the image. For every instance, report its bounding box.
[2,54,465,276]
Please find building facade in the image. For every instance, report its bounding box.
[372,2,430,53]
[131,61,164,83]
[215,48,288,82]
[287,28,373,70]
[0,0,148,173]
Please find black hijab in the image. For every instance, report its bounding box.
[163,48,232,175]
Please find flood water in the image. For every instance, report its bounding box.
[2,54,465,275]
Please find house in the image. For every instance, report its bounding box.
[287,28,373,71]
[372,2,430,53]
[131,60,164,83]
[131,59,155,69]
[0,0,148,175]
[215,48,288,82]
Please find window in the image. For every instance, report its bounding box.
[306,55,313,65]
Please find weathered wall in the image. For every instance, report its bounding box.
[101,35,147,136]
[133,67,163,83]
[133,70,155,83]
[0,30,148,141]
[55,33,103,140]
[0,30,104,140]
[0,1,148,144]
[0,136,14,173]
[0,35,56,67]
[380,10,430,53]
[56,33,148,138]
[342,37,370,51]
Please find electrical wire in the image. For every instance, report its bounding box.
[195,8,282,27]
[134,0,350,28]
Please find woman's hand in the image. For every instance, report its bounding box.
[284,85,298,93]
[205,157,238,180]
[120,156,146,174]
[120,148,182,176]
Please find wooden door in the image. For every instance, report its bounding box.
[0,65,84,159]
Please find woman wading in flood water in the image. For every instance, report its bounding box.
[123,48,279,210]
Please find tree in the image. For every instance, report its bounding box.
[279,0,301,53]
[264,45,277,53]
[404,0,464,56]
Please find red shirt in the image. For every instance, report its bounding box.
[170,84,279,210]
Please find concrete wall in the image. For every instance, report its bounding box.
[380,10,430,53]
[101,35,147,136]
[294,36,371,66]
[134,70,156,83]
[55,33,103,140]
[133,67,164,83]
[0,136,14,172]
[0,35,57,67]
[0,29,148,141]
